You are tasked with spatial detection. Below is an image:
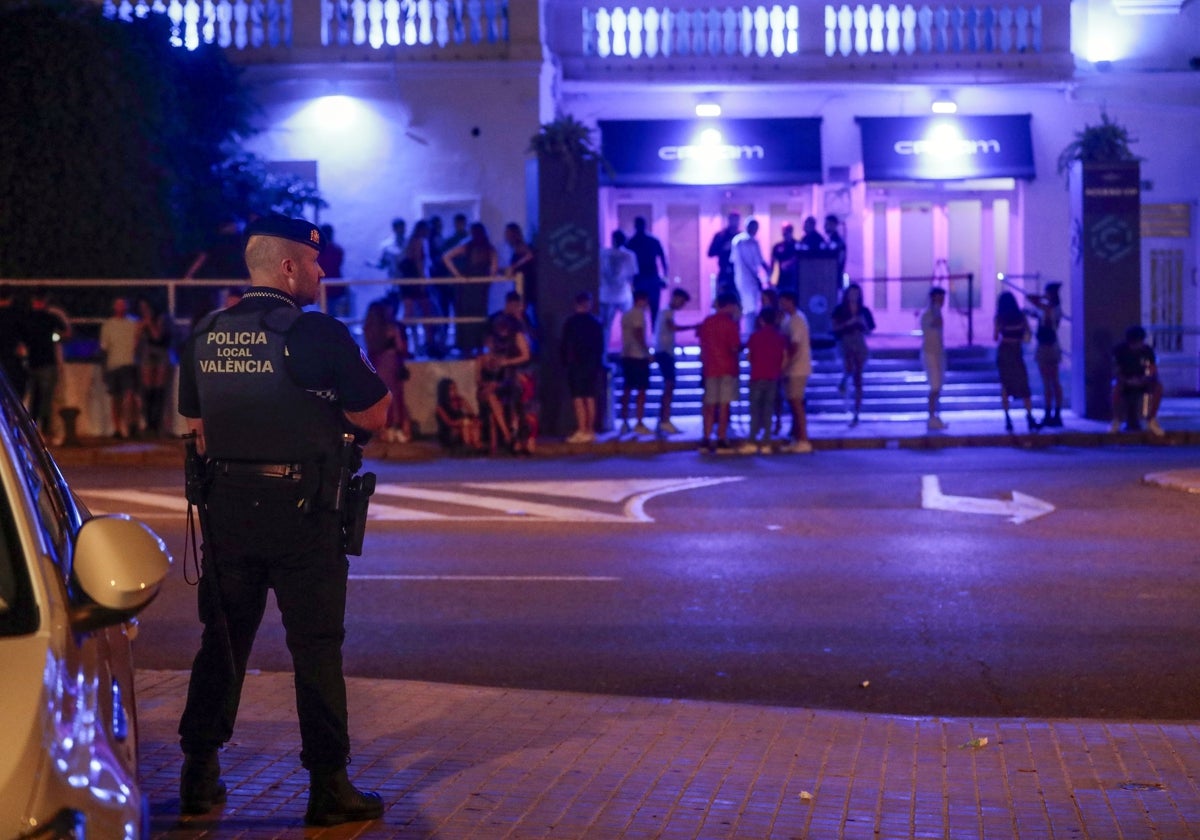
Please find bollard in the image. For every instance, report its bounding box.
[58,407,81,447]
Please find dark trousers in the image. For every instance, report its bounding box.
[179,474,350,772]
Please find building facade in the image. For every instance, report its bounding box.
[112,0,1199,363]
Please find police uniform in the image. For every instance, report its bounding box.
[176,215,388,824]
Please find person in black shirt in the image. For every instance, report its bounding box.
[626,216,668,328]
[708,212,741,299]
[770,223,802,295]
[1111,325,1164,436]
[561,291,605,443]
[25,287,69,432]
[823,213,847,280]
[177,214,391,827]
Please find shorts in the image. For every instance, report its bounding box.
[105,365,138,396]
[620,357,651,391]
[785,374,809,402]
[654,351,676,384]
[703,375,737,406]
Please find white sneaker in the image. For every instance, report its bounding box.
[657,420,680,435]
[927,416,947,431]
[736,441,758,455]
[785,439,814,454]
[1110,419,1121,434]
[633,422,653,436]
[1147,418,1165,437]
[758,444,774,455]
[566,430,587,444]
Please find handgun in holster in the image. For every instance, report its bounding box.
[184,432,209,507]
[333,433,376,556]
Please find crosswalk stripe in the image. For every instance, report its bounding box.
[372,483,632,523]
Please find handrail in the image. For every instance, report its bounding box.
[0,274,523,334]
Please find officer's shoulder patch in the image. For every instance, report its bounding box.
[360,348,377,374]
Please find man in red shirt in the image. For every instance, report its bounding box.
[697,292,742,453]
[743,306,788,453]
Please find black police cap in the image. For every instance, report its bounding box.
[244,214,324,253]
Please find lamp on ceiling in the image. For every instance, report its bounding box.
[695,100,721,118]
[931,92,957,114]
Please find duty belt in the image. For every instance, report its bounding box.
[212,460,304,480]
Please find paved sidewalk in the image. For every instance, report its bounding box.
[138,670,1200,839]
[49,399,1200,468]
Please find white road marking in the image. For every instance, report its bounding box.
[348,575,620,582]
[82,489,189,512]
[76,476,747,525]
[921,474,1055,524]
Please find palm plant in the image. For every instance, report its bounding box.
[1056,111,1140,181]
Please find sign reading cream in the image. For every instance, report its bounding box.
[858,114,1034,181]
[600,118,822,186]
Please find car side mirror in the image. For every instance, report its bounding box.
[70,515,172,634]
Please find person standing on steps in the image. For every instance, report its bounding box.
[626,217,668,329]
[830,283,875,427]
[654,287,696,436]
[619,290,653,437]
[994,291,1038,434]
[921,287,948,432]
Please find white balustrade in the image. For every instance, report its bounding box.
[103,0,509,51]
[578,2,1050,59]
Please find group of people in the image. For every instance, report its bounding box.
[0,284,72,435]
[0,285,180,441]
[362,286,538,456]
[372,214,536,359]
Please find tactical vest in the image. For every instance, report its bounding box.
[193,306,343,464]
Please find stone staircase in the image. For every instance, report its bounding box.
[609,345,1052,420]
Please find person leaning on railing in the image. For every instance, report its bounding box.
[442,221,498,356]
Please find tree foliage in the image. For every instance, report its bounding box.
[0,1,320,279]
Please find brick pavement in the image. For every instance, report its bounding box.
[137,670,1200,839]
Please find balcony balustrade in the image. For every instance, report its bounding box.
[549,1,1073,83]
[102,0,1071,80]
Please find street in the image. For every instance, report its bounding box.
[70,445,1200,720]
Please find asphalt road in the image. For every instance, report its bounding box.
[67,445,1200,720]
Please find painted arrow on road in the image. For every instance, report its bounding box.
[921,474,1055,524]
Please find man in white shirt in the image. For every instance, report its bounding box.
[921,287,948,431]
[731,218,769,336]
[599,230,637,351]
[779,291,813,453]
[99,296,140,438]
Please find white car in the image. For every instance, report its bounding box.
[0,371,171,840]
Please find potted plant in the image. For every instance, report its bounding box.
[1056,110,1140,182]
[527,114,610,192]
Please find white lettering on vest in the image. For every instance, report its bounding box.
[199,359,276,374]
[206,331,269,345]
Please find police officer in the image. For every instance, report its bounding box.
[176,214,391,826]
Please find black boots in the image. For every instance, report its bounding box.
[305,768,385,826]
[180,751,226,815]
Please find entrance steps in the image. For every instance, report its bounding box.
[610,345,1053,419]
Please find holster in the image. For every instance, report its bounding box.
[341,472,376,556]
